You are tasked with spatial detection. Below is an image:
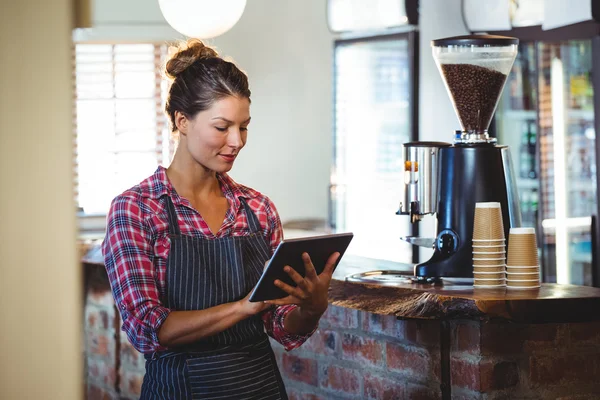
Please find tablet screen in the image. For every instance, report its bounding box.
[249,232,353,302]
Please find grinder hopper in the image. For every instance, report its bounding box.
[432,35,518,142]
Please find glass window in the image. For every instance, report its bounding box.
[331,35,413,263]
[74,44,171,214]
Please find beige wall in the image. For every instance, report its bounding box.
[0,1,82,399]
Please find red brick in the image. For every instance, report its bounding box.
[569,322,600,346]
[86,305,114,331]
[450,357,480,391]
[119,369,144,397]
[529,354,600,385]
[119,336,145,369]
[362,313,404,338]
[451,357,519,392]
[405,383,441,400]
[87,331,116,359]
[321,305,359,329]
[431,350,442,383]
[364,374,404,400]
[525,323,559,341]
[87,310,98,329]
[386,343,432,379]
[449,393,483,400]
[480,322,526,355]
[302,329,338,356]
[452,320,480,354]
[341,333,384,367]
[87,359,117,388]
[479,360,519,391]
[557,395,600,400]
[522,323,564,352]
[287,390,327,400]
[529,355,563,384]
[481,322,564,356]
[404,320,441,348]
[320,365,361,395]
[282,353,318,386]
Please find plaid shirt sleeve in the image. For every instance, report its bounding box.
[102,194,170,354]
[261,198,317,351]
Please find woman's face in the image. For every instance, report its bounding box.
[181,95,250,173]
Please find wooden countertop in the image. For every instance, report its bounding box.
[81,241,600,323]
[329,275,600,323]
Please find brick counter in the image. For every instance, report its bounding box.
[84,263,146,400]
[82,248,600,400]
[275,305,600,399]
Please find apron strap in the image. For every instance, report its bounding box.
[164,195,182,236]
[239,198,262,234]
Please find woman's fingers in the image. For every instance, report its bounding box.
[274,279,308,300]
[284,266,309,291]
[302,253,318,281]
[322,252,341,277]
[264,295,298,306]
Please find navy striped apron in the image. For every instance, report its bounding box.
[140,196,288,400]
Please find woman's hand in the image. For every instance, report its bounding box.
[237,288,272,317]
[265,252,340,318]
[237,260,273,318]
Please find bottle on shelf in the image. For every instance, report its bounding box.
[519,119,537,179]
[520,121,532,179]
[578,123,594,180]
[527,120,537,179]
[521,45,534,110]
[568,41,594,111]
[530,188,539,225]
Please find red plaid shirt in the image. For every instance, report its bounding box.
[102,166,313,354]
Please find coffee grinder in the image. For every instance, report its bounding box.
[398,35,523,280]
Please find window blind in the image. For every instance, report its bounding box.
[74,43,171,214]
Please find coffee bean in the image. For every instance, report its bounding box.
[441,64,508,133]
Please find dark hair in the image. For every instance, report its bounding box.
[164,38,251,132]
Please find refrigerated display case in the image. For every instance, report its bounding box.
[495,35,600,287]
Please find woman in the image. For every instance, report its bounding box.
[102,39,339,399]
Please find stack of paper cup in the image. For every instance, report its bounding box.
[472,202,506,288]
[506,227,540,289]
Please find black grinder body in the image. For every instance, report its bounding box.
[414,144,522,278]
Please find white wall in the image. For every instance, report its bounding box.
[0,1,81,399]
[209,1,335,224]
[417,0,469,259]
[419,0,469,142]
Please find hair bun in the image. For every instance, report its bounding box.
[165,39,219,79]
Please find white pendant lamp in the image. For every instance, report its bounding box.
[158,0,247,39]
